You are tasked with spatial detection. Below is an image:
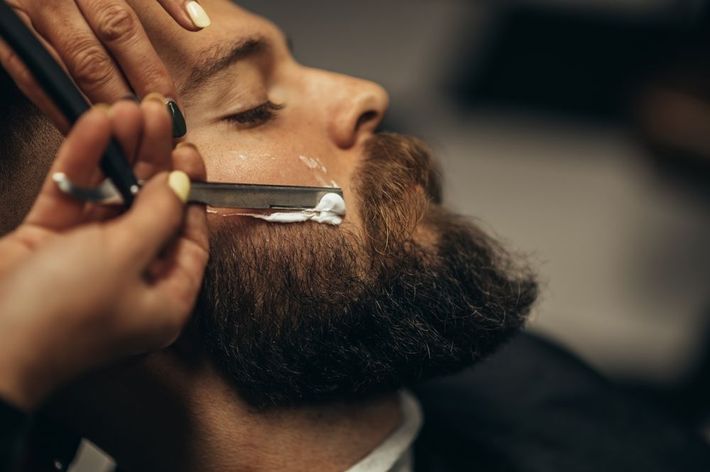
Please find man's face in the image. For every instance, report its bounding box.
[136,0,381,231]
[132,0,537,409]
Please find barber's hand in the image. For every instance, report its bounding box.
[0,98,209,412]
[0,0,210,133]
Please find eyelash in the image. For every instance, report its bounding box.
[223,101,284,128]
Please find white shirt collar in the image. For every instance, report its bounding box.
[346,390,423,472]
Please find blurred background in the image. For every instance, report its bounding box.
[72,0,710,469]
[234,0,710,427]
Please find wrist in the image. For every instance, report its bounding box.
[0,345,50,412]
[0,303,65,412]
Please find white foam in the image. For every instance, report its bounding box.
[298,155,327,174]
[211,193,346,226]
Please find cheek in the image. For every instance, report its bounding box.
[186,128,351,189]
[184,127,363,230]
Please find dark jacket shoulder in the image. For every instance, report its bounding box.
[413,332,710,472]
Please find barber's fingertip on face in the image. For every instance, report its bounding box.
[168,170,191,203]
[185,1,212,29]
[142,92,188,138]
[175,141,199,152]
[92,103,111,113]
[143,92,167,105]
[120,94,141,103]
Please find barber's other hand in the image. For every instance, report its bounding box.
[0,0,210,134]
[0,100,209,412]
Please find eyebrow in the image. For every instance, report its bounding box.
[179,36,269,101]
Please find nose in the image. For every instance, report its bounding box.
[309,69,389,149]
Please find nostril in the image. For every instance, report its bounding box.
[356,110,379,132]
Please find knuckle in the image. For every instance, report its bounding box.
[94,4,138,44]
[156,195,183,227]
[140,66,172,92]
[67,38,114,86]
[108,225,139,261]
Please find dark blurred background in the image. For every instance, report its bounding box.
[237,0,710,431]
[73,0,710,469]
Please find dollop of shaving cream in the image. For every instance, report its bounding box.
[217,193,346,226]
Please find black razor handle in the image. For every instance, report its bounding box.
[0,1,139,206]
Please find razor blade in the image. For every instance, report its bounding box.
[53,173,343,211]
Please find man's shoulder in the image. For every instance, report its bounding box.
[411,332,710,472]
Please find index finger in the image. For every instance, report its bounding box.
[74,1,183,129]
[24,107,111,230]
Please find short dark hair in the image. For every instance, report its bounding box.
[0,68,61,235]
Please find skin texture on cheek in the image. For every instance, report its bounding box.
[200,148,339,189]
[183,122,362,228]
[297,155,339,188]
[187,124,343,187]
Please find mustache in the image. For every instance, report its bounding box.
[195,131,537,409]
[362,133,443,205]
[355,133,444,249]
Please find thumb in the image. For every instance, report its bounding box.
[107,171,191,267]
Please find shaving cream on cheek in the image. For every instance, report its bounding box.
[209,193,347,226]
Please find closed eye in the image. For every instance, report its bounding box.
[223,101,284,128]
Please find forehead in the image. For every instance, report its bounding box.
[131,0,282,88]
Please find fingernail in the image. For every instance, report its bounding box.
[93,103,110,113]
[176,141,199,151]
[167,99,187,138]
[168,170,191,203]
[186,1,211,29]
[120,94,140,103]
[144,93,187,138]
[143,92,167,105]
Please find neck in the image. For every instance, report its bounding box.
[50,350,402,472]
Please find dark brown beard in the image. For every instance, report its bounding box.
[194,133,538,409]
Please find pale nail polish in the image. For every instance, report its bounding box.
[93,103,110,113]
[143,92,167,104]
[186,1,211,29]
[168,171,191,203]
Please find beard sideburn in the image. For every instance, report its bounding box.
[194,133,538,409]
